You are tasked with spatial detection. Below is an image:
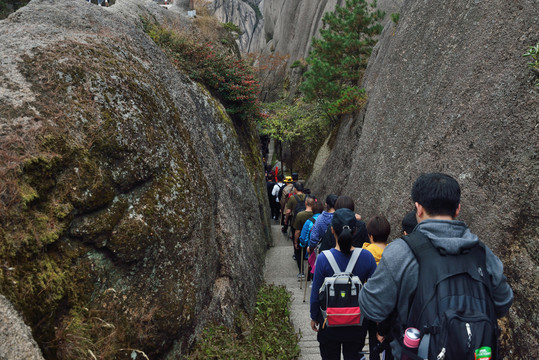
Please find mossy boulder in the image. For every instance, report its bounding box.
[0,0,271,358]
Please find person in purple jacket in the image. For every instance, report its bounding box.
[308,194,338,252]
[310,208,377,360]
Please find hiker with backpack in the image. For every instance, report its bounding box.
[318,195,370,253]
[293,194,316,280]
[284,182,306,237]
[271,174,286,221]
[279,178,295,233]
[308,194,339,253]
[310,208,377,360]
[358,173,514,360]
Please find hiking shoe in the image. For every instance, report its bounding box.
[297,273,305,281]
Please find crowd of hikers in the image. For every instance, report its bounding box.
[266,171,513,360]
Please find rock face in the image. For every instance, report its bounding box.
[260,0,404,100]
[308,0,538,357]
[211,0,264,53]
[0,0,271,358]
[0,295,44,360]
[210,0,403,100]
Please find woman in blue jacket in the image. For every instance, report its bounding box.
[310,208,377,360]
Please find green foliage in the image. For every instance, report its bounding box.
[523,43,539,87]
[0,0,31,20]
[142,18,263,123]
[0,0,8,20]
[191,284,300,359]
[223,22,244,39]
[300,0,384,120]
[290,60,302,69]
[241,0,262,20]
[391,12,400,24]
[290,60,307,71]
[258,99,330,146]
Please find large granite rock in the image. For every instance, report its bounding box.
[0,295,44,360]
[308,0,538,357]
[0,0,271,358]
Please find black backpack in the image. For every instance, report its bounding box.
[293,194,306,216]
[399,231,499,360]
[289,194,306,227]
[275,183,285,202]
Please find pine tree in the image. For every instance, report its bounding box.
[300,0,384,121]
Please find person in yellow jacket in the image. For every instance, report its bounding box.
[362,214,393,360]
[362,215,391,265]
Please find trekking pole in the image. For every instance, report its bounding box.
[300,250,304,290]
[303,263,309,302]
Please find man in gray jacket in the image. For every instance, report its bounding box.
[358,172,513,358]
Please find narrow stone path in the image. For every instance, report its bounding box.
[264,222,371,359]
[264,222,319,359]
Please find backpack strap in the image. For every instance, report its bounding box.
[401,232,439,359]
[322,248,362,274]
[322,250,341,274]
[402,230,431,260]
[402,231,494,359]
[345,248,362,273]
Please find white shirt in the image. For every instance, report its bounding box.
[272,182,285,202]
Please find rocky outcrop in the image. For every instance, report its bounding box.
[209,0,403,100]
[0,0,270,358]
[0,295,44,360]
[259,0,403,100]
[308,0,538,357]
[211,0,264,53]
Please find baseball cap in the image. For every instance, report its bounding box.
[331,208,356,234]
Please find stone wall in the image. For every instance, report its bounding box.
[308,0,539,357]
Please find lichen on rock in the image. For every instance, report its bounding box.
[0,0,271,358]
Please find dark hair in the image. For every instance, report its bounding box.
[277,174,284,182]
[411,173,461,217]
[401,210,417,234]
[294,182,304,192]
[325,194,339,210]
[292,172,299,181]
[335,195,355,211]
[305,195,316,208]
[366,215,391,243]
[332,209,356,256]
[312,201,324,214]
[336,227,353,255]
